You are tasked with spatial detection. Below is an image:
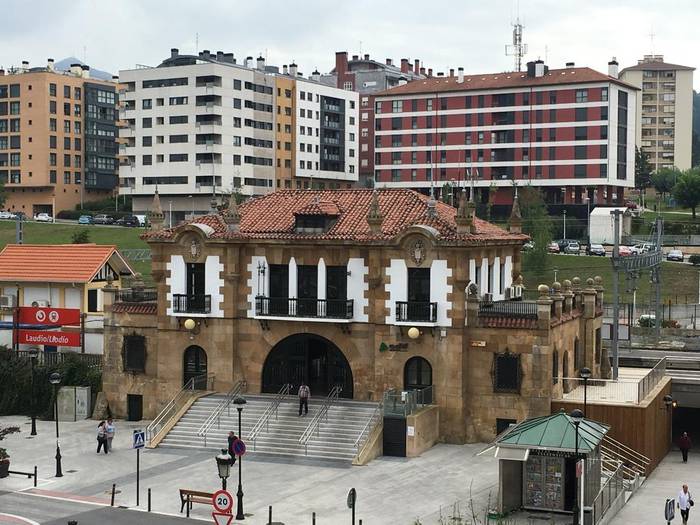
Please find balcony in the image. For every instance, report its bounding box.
[478,300,538,319]
[395,301,437,323]
[116,288,157,303]
[172,294,211,314]
[255,296,353,320]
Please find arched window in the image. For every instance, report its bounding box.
[552,349,559,385]
[574,337,582,370]
[404,357,433,403]
[183,345,207,387]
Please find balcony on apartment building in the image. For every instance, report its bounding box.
[173,293,211,314]
[395,301,438,323]
[255,296,354,320]
[196,95,222,113]
[195,75,223,89]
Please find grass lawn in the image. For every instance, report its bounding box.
[0,221,152,281]
[522,254,699,304]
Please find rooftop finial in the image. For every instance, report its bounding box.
[455,190,472,233]
[509,189,522,234]
[367,189,384,234]
[148,188,165,230]
[222,191,241,233]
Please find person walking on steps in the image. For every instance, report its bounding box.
[96,421,108,454]
[105,418,116,452]
[678,484,693,524]
[680,432,693,463]
[298,383,310,416]
[227,431,238,466]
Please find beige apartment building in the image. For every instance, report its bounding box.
[0,60,118,217]
[619,55,695,172]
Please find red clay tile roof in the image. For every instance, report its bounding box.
[112,302,158,315]
[144,189,528,245]
[376,67,638,96]
[0,244,132,283]
[294,200,342,216]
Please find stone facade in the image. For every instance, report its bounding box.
[102,189,603,444]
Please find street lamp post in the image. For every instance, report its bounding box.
[49,372,63,477]
[233,396,247,520]
[570,408,584,525]
[215,449,232,490]
[579,367,592,417]
[563,209,567,239]
[28,347,39,436]
[585,196,591,250]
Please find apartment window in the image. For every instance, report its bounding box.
[169,154,188,162]
[142,155,152,165]
[601,125,608,140]
[391,117,401,131]
[601,88,608,102]
[392,100,402,113]
[477,132,484,144]
[575,127,587,140]
[574,146,586,160]
[142,136,152,147]
[49,170,56,183]
[549,92,557,104]
[63,171,71,184]
[63,154,70,166]
[535,129,542,142]
[49,153,56,166]
[169,115,187,124]
[142,117,152,128]
[62,85,70,98]
[74,121,81,134]
[63,120,70,133]
[477,113,484,126]
[169,96,188,105]
[493,351,521,393]
[9,102,19,115]
[142,99,152,109]
[74,155,81,168]
[549,109,556,122]
[9,152,19,166]
[63,137,71,149]
[477,95,484,108]
[600,145,608,158]
[233,154,241,165]
[233,136,241,147]
[63,102,70,115]
[49,83,57,97]
[575,90,588,103]
[233,117,241,128]
[522,112,529,124]
[49,136,57,149]
[575,107,587,121]
[574,165,586,178]
[74,104,81,117]
[169,134,188,143]
[600,164,608,178]
[601,106,608,120]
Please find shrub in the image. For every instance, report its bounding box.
[662,319,681,329]
[71,230,90,244]
[689,254,700,266]
[0,426,20,461]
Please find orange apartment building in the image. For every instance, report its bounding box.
[0,60,118,217]
[275,75,295,189]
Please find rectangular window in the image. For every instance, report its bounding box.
[426,99,433,111]
[575,89,588,103]
[575,107,587,121]
[88,289,99,312]
[142,136,152,147]
[169,115,187,124]
[574,165,586,178]
[494,353,521,393]
[142,117,152,128]
[575,127,588,140]
[601,88,608,102]
[49,83,57,96]
[49,135,57,149]
[169,153,188,162]
[575,146,586,160]
[392,100,402,113]
[64,137,71,149]
[169,135,188,143]
[123,335,146,373]
[142,99,152,109]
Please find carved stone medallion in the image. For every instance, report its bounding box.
[409,239,426,266]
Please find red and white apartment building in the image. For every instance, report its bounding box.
[372,60,638,205]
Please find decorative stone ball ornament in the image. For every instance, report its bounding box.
[537,284,550,297]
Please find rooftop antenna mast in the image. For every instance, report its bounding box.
[505,2,527,72]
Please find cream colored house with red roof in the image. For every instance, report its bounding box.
[0,244,134,353]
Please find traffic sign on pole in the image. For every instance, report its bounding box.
[212,512,233,525]
[132,430,146,449]
[232,438,247,457]
[212,489,233,513]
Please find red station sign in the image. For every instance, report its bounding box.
[18,307,81,326]
[17,329,81,347]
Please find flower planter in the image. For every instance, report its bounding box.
[0,460,9,478]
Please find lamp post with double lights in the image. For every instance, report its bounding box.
[570,408,584,525]
[233,396,247,520]
[579,367,592,417]
[215,449,232,490]
[28,347,39,436]
[49,372,63,477]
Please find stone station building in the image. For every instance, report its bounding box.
[102,188,604,443]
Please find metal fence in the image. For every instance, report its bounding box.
[478,300,539,319]
[10,350,102,369]
[557,378,640,404]
[637,358,666,402]
[116,288,157,303]
[591,460,625,524]
[383,386,434,418]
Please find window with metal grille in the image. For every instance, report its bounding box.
[493,351,521,393]
[123,335,146,373]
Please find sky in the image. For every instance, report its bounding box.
[1,0,698,89]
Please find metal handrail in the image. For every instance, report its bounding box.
[146,373,214,445]
[248,383,292,450]
[197,380,247,447]
[637,357,666,402]
[354,402,382,452]
[600,435,650,477]
[591,459,625,523]
[299,385,342,455]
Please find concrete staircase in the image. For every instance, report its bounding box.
[159,393,380,462]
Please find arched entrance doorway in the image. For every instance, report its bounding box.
[404,356,433,403]
[262,334,353,398]
[183,345,207,387]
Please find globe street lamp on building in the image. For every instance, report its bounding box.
[233,396,247,520]
[28,347,39,436]
[570,408,584,525]
[579,367,592,417]
[215,449,232,490]
[49,372,63,478]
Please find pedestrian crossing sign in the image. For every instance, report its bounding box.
[133,429,146,449]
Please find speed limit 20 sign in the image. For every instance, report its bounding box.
[212,489,233,513]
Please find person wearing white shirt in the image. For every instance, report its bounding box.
[679,484,693,524]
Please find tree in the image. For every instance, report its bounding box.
[651,168,681,203]
[672,168,700,219]
[519,186,552,272]
[71,230,90,244]
[635,147,653,190]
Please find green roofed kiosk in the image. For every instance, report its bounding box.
[485,409,609,517]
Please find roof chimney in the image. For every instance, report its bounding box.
[171,48,179,58]
[414,59,420,75]
[352,54,359,61]
[449,68,455,77]
[223,53,234,64]
[420,67,426,75]
[282,64,288,75]
[398,78,408,86]
[245,56,253,68]
[457,67,464,83]
[289,63,298,77]
[428,68,433,77]
[311,69,321,82]
[70,63,82,76]
[364,54,370,60]
[202,49,211,59]
[81,65,90,79]
[535,59,545,78]
[21,60,29,73]
[608,57,619,78]
[400,58,409,74]
[0,69,5,76]
[112,75,119,82]
[565,61,575,68]
[257,56,265,70]
[437,72,444,77]
[216,51,224,61]
[386,58,393,66]
[47,58,54,72]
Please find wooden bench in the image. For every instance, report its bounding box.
[179,489,214,515]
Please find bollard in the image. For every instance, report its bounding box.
[312,511,316,525]
[148,488,151,512]
[33,465,37,487]
[110,484,116,506]
[68,521,78,525]
[269,505,272,524]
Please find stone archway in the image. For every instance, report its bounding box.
[261,334,353,398]
[183,345,207,387]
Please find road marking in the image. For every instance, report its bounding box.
[15,488,110,507]
[0,513,41,525]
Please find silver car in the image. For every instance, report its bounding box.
[564,242,580,254]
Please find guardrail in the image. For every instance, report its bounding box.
[116,288,157,303]
[382,386,434,418]
[197,380,247,447]
[249,383,291,450]
[354,402,382,453]
[637,357,666,402]
[478,300,538,319]
[591,459,625,524]
[299,385,342,455]
[10,350,102,369]
[146,373,214,446]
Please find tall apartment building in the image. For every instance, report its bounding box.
[0,60,118,216]
[373,60,638,206]
[119,49,358,221]
[321,52,430,187]
[619,55,695,171]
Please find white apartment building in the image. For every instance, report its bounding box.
[119,50,358,221]
[619,55,695,171]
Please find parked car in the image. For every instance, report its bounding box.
[34,213,52,222]
[637,314,657,327]
[564,241,580,254]
[78,215,94,225]
[625,200,638,210]
[0,211,17,220]
[115,215,140,227]
[133,214,147,227]
[547,241,560,254]
[586,244,606,256]
[93,214,114,225]
[666,249,684,262]
[630,243,654,255]
[618,246,632,257]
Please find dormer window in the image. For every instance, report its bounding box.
[295,214,332,233]
[293,200,341,234]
